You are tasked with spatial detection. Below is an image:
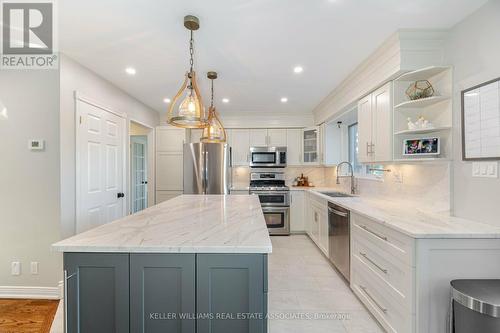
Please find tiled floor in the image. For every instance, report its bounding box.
[268,234,383,333]
[50,235,383,333]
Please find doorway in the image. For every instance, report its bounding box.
[76,96,127,233]
[129,121,154,214]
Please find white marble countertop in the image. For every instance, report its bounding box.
[305,188,500,239]
[52,195,272,253]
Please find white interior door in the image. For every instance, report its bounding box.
[131,135,147,213]
[77,98,126,233]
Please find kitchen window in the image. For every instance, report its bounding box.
[348,123,363,174]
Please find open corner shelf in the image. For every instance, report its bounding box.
[392,65,453,163]
[395,66,451,82]
[394,96,450,109]
[394,126,452,135]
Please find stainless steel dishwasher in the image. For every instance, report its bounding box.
[328,202,350,281]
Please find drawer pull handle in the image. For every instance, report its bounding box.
[360,225,388,241]
[360,252,388,274]
[360,285,388,313]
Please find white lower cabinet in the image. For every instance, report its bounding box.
[351,212,414,333]
[306,192,328,256]
[290,191,304,232]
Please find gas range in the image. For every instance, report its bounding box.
[249,171,290,235]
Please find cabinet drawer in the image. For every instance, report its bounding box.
[351,213,414,267]
[351,233,413,308]
[351,255,413,333]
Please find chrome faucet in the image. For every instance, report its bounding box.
[336,161,356,195]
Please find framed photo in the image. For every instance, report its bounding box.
[403,137,440,156]
[461,77,500,160]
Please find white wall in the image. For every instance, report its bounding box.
[445,0,500,226]
[0,70,62,288]
[60,54,160,238]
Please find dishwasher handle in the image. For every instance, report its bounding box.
[328,207,348,217]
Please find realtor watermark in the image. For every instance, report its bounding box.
[148,312,352,321]
[1,0,58,69]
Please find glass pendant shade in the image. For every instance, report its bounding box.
[167,71,207,128]
[201,106,227,143]
[167,15,207,129]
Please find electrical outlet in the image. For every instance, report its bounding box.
[11,261,21,275]
[30,262,39,275]
[393,170,403,183]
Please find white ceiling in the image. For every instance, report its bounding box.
[59,0,486,117]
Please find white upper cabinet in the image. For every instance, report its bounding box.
[357,82,393,163]
[357,95,373,163]
[286,129,302,166]
[188,128,203,143]
[371,83,392,162]
[229,129,250,166]
[249,129,268,146]
[267,129,287,146]
[302,127,320,164]
[156,126,185,152]
[155,126,185,201]
[156,152,183,190]
[248,129,287,147]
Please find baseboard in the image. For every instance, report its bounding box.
[0,285,62,300]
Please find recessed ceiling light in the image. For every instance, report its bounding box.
[293,66,303,73]
[125,67,136,75]
[222,98,230,103]
[281,97,288,103]
[163,98,171,104]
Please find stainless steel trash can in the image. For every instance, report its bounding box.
[450,280,500,333]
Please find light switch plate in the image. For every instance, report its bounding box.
[30,262,39,275]
[11,261,21,275]
[472,162,498,178]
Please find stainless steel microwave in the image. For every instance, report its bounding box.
[249,146,287,168]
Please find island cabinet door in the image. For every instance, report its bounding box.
[130,254,196,333]
[197,254,267,333]
[64,253,130,333]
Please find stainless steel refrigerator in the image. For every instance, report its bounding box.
[183,142,232,194]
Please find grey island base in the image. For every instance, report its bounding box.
[54,195,272,333]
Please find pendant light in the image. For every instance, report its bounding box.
[167,15,207,128]
[201,71,227,143]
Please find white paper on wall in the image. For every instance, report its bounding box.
[463,79,500,159]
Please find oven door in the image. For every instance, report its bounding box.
[252,191,289,207]
[249,151,278,167]
[262,206,290,235]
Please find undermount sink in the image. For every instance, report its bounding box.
[319,191,353,198]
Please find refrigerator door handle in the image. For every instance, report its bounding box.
[229,146,233,167]
[203,147,208,194]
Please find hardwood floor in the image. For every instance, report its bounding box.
[0,299,59,333]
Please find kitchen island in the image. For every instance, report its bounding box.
[53,195,272,333]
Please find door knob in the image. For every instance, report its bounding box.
[117,192,125,198]
[141,181,148,184]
